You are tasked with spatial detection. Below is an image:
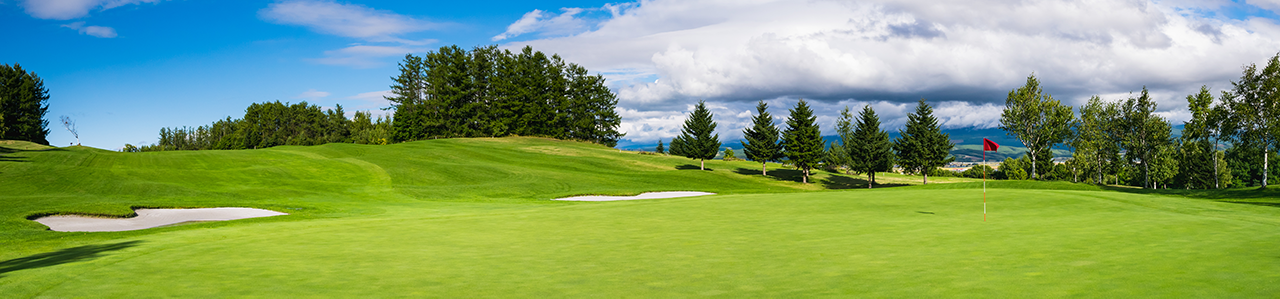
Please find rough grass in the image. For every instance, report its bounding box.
[2,137,1278,297]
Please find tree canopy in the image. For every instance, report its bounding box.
[0,63,50,145]
[782,99,824,184]
[1000,74,1074,180]
[848,105,895,188]
[388,45,623,147]
[742,100,782,176]
[892,99,954,184]
[670,100,720,170]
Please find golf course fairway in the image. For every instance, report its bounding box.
[2,138,1278,297]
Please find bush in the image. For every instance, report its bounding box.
[962,165,995,179]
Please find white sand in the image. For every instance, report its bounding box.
[34,208,287,232]
[553,191,715,201]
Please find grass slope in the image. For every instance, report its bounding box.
[2,138,1278,297]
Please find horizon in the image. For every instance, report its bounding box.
[5,0,1280,150]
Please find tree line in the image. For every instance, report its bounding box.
[663,54,1280,189]
[0,63,51,145]
[135,101,393,151]
[387,45,623,146]
[668,98,951,187]
[139,44,623,151]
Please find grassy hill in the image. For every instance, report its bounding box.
[2,138,1278,297]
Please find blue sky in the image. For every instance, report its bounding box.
[4,0,1280,149]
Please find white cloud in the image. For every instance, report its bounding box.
[1248,0,1280,11]
[21,0,162,20]
[60,21,117,38]
[294,89,330,99]
[498,0,1280,142]
[492,8,588,41]
[259,0,435,43]
[309,45,421,68]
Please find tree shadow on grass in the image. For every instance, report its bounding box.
[676,164,715,171]
[733,167,806,183]
[819,174,909,189]
[1100,185,1280,200]
[0,240,143,277]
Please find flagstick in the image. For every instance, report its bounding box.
[983,148,987,222]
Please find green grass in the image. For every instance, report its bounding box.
[2,137,1278,297]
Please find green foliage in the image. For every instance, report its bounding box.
[0,63,51,145]
[1120,87,1174,189]
[1222,53,1280,187]
[670,101,720,170]
[1072,96,1120,184]
[742,101,783,175]
[848,105,895,187]
[996,157,1030,180]
[723,148,736,161]
[655,139,665,154]
[1178,86,1220,189]
[999,74,1074,180]
[827,106,855,174]
[389,45,623,146]
[782,99,824,183]
[961,164,995,179]
[143,102,364,151]
[892,99,954,184]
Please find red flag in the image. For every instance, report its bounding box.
[983,138,1000,151]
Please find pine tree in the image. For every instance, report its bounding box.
[848,105,895,188]
[893,99,954,184]
[782,99,824,183]
[655,139,665,154]
[671,101,720,170]
[0,63,51,145]
[741,100,782,175]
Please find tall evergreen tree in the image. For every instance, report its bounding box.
[741,100,783,175]
[999,74,1075,179]
[671,101,720,170]
[892,99,954,184]
[848,105,895,188]
[0,63,51,145]
[655,139,664,154]
[782,99,824,184]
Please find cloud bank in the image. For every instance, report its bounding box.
[20,0,163,20]
[259,0,436,67]
[496,0,1280,143]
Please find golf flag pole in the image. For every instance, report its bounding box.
[982,138,1000,222]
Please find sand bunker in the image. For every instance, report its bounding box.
[553,191,715,201]
[34,208,287,232]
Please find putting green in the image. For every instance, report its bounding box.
[2,138,1278,297]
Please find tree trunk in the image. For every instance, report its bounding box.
[762,162,768,176]
[1213,143,1219,189]
[1265,150,1270,188]
[701,159,705,171]
[1144,155,1151,189]
[803,168,809,184]
[923,172,929,185]
[867,172,874,189]
[1031,151,1038,180]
